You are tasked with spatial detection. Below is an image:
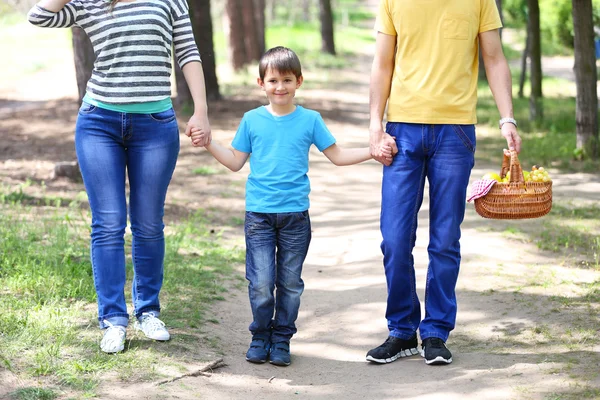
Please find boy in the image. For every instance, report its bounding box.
[191,46,395,366]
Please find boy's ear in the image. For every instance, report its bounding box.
[296,76,303,88]
[257,77,265,90]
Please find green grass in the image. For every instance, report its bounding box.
[0,187,244,398]
[192,166,220,176]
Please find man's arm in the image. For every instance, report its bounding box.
[369,32,398,166]
[480,29,522,153]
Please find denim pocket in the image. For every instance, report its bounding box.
[442,13,469,40]
[451,125,476,153]
[79,102,97,114]
[149,108,176,123]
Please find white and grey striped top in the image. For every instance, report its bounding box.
[28,0,201,104]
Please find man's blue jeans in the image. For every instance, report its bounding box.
[381,122,475,342]
[245,211,311,344]
[75,103,180,329]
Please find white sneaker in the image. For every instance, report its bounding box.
[100,320,126,354]
[134,313,170,341]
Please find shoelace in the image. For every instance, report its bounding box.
[140,313,166,333]
[102,320,125,344]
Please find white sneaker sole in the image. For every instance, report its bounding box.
[420,349,453,365]
[366,347,419,363]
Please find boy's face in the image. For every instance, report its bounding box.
[258,68,303,108]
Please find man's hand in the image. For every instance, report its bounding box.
[186,113,212,147]
[370,125,398,166]
[501,123,521,155]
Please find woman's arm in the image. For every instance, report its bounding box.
[36,0,71,12]
[182,61,212,147]
[28,0,78,27]
[203,141,249,172]
[322,144,375,166]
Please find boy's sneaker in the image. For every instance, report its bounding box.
[245,337,271,363]
[366,335,419,364]
[421,337,453,365]
[100,320,126,354]
[134,313,170,341]
[269,342,291,366]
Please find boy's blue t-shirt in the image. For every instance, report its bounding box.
[231,105,336,213]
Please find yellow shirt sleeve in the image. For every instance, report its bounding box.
[479,0,503,33]
[374,0,397,36]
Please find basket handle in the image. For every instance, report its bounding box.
[499,150,525,183]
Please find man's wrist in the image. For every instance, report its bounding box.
[499,117,517,129]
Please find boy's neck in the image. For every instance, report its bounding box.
[266,104,296,117]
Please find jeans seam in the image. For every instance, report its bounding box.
[407,163,427,334]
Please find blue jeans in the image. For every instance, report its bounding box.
[245,211,311,344]
[75,103,180,329]
[381,122,475,342]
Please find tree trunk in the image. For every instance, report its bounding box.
[479,0,503,81]
[527,0,543,121]
[572,0,599,159]
[518,16,531,98]
[190,0,220,101]
[225,0,247,70]
[241,0,261,62]
[319,0,335,55]
[254,0,266,56]
[71,27,95,105]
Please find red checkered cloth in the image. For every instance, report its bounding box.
[467,179,497,202]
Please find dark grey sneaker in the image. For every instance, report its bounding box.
[421,337,453,365]
[366,335,419,364]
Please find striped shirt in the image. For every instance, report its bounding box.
[27,0,201,105]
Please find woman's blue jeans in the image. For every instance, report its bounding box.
[245,211,311,344]
[381,122,475,342]
[75,103,180,329]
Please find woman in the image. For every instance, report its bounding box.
[28,0,211,353]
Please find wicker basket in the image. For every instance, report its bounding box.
[474,150,552,219]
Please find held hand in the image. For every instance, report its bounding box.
[370,126,398,166]
[186,113,212,147]
[189,127,209,147]
[501,123,521,155]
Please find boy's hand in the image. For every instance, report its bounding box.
[370,126,398,166]
[381,144,396,161]
[186,113,212,147]
[190,127,211,147]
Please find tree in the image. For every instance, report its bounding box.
[71,27,95,105]
[191,0,220,101]
[225,0,247,70]
[319,0,335,55]
[225,0,265,70]
[527,0,543,121]
[572,0,599,159]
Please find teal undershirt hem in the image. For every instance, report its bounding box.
[82,94,173,113]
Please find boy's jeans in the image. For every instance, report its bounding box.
[381,122,475,342]
[245,211,311,344]
[75,103,180,329]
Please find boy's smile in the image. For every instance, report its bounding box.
[258,68,303,115]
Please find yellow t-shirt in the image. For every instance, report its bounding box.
[375,0,502,124]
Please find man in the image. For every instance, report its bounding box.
[367,0,522,365]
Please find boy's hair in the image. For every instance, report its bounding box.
[258,46,303,81]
